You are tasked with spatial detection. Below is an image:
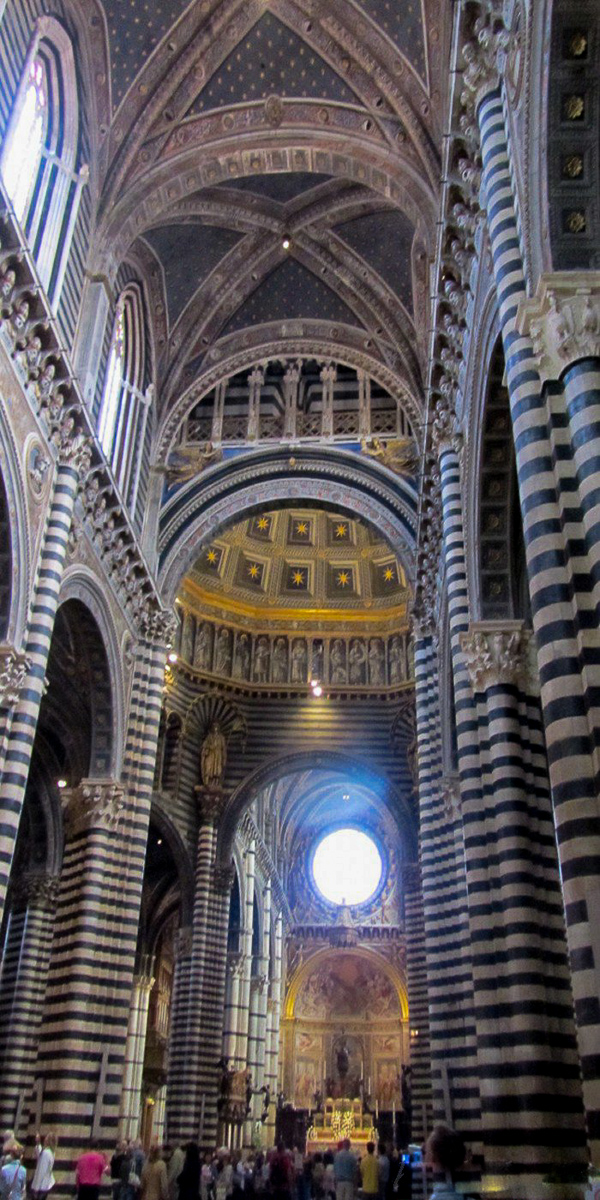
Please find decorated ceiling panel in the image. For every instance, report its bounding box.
[143,223,244,325]
[220,258,365,337]
[103,0,192,109]
[334,211,415,311]
[216,172,333,204]
[351,0,427,81]
[187,13,360,114]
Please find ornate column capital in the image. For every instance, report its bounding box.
[440,775,461,819]
[251,973,269,997]
[213,863,236,893]
[62,778,126,837]
[138,606,178,648]
[461,9,510,113]
[195,785,227,824]
[431,400,463,459]
[11,871,60,912]
[174,926,193,959]
[228,951,248,979]
[0,644,31,708]
[516,272,600,383]
[459,620,538,693]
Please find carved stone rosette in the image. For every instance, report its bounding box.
[62,778,127,837]
[459,621,537,694]
[11,872,60,911]
[516,272,600,383]
[0,644,31,708]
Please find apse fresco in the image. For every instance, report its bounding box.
[296,955,399,1020]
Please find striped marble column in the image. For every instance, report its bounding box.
[459,622,588,1194]
[0,435,91,925]
[199,862,234,1150]
[236,842,256,1069]
[0,647,31,774]
[264,910,283,1144]
[222,951,246,1064]
[403,862,432,1145]
[245,974,268,1146]
[165,926,193,1144]
[0,872,59,1135]
[412,622,478,1139]
[477,81,600,1153]
[119,960,156,1140]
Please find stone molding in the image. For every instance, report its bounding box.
[62,778,126,837]
[459,620,538,694]
[516,272,600,383]
[11,872,60,911]
[0,644,31,708]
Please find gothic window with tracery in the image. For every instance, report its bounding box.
[98,284,152,511]
[0,24,85,306]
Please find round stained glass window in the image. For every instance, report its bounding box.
[312,828,383,906]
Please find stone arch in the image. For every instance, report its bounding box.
[47,597,114,781]
[148,799,195,928]
[216,750,417,870]
[158,447,418,606]
[157,339,423,462]
[285,944,408,1022]
[59,567,125,775]
[0,412,30,647]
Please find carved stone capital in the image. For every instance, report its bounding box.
[440,775,461,819]
[267,996,279,1015]
[251,973,269,996]
[213,863,236,893]
[195,785,227,824]
[175,926,193,959]
[459,620,537,693]
[431,400,462,458]
[12,872,60,911]
[0,644,31,708]
[138,606,178,647]
[516,272,600,382]
[62,778,126,837]
[228,951,248,979]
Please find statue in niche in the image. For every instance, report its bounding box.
[195,622,213,671]
[233,632,251,680]
[272,636,288,683]
[389,636,402,685]
[330,639,347,685]
[312,640,324,681]
[368,638,385,686]
[291,639,307,684]
[254,636,270,683]
[215,627,232,676]
[349,638,366,685]
[180,614,194,664]
[201,722,227,789]
[336,1040,350,1083]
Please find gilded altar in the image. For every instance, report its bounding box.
[307,1098,377,1152]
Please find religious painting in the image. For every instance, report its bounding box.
[295,954,399,1021]
[295,1059,319,1109]
[376,1059,400,1106]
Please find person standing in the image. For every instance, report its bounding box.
[0,1143,26,1200]
[167,1145,184,1200]
[75,1140,110,1200]
[140,1148,168,1200]
[178,1145,200,1200]
[376,1145,389,1200]
[333,1140,355,1200]
[359,1144,378,1200]
[31,1132,58,1200]
[110,1143,127,1200]
[424,1126,466,1200]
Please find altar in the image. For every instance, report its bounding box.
[306,1098,377,1153]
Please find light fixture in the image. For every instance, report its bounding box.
[313,684,323,697]
[342,792,350,802]
[168,651,178,663]
[57,778,67,789]
[282,236,291,250]
[157,838,163,846]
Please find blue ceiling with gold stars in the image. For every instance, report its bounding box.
[220,259,365,337]
[143,223,243,325]
[334,210,415,312]
[103,0,192,109]
[216,173,333,204]
[187,13,359,114]
[352,0,427,80]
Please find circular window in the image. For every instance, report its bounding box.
[312,828,383,907]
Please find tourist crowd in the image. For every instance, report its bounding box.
[0,1124,468,1200]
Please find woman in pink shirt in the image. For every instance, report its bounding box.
[76,1141,110,1200]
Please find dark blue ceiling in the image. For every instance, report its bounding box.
[187,13,359,114]
[334,210,415,311]
[143,223,243,325]
[352,0,426,80]
[104,0,191,109]
[215,173,333,204]
[220,258,365,338]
